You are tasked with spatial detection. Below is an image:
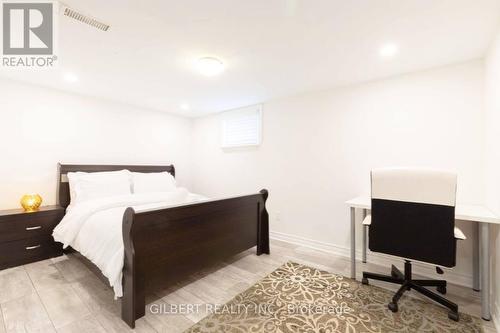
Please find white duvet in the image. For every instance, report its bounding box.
[52,188,206,298]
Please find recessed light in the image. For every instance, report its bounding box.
[180,103,190,110]
[379,43,399,58]
[63,72,78,82]
[196,57,224,76]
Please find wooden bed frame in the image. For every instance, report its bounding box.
[57,164,269,328]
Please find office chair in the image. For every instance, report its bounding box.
[361,168,466,321]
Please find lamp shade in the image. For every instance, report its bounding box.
[20,194,43,212]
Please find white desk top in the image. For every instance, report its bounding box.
[346,195,500,224]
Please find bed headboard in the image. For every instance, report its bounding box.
[57,163,175,208]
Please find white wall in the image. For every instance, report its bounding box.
[0,59,491,308]
[191,61,484,284]
[0,78,192,210]
[484,28,500,327]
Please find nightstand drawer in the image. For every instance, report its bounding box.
[0,237,63,269]
[0,212,63,243]
[0,206,65,269]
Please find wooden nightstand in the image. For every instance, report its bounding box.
[0,205,65,269]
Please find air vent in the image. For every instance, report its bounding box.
[63,7,110,31]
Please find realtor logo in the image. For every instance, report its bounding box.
[2,1,58,68]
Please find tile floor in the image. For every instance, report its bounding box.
[0,239,496,332]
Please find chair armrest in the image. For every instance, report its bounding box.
[362,215,371,226]
[454,227,466,240]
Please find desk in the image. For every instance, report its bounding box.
[346,195,500,321]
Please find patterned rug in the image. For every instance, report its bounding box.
[185,262,482,333]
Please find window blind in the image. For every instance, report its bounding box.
[221,105,262,148]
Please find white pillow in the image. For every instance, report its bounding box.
[75,178,132,203]
[132,172,176,194]
[67,170,132,204]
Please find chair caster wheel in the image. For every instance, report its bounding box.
[361,277,369,285]
[437,286,446,295]
[388,302,398,313]
[448,311,459,322]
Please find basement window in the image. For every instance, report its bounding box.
[221,105,262,148]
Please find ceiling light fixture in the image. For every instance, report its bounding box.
[196,57,224,76]
[379,43,399,58]
[63,72,78,82]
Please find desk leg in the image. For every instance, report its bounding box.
[350,207,356,279]
[472,223,480,291]
[480,223,491,321]
[362,209,367,263]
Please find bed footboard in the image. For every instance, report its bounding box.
[121,189,269,328]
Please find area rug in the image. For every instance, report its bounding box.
[185,262,482,332]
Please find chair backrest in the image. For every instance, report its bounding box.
[369,167,457,267]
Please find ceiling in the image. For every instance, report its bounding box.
[1,0,499,116]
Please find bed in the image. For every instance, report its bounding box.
[54,164,269,328]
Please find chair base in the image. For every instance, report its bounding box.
[362,261,459,322]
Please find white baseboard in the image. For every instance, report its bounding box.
[270,230,351,256]
[270,230,473,288]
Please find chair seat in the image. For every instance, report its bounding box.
[362,214,466,240]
